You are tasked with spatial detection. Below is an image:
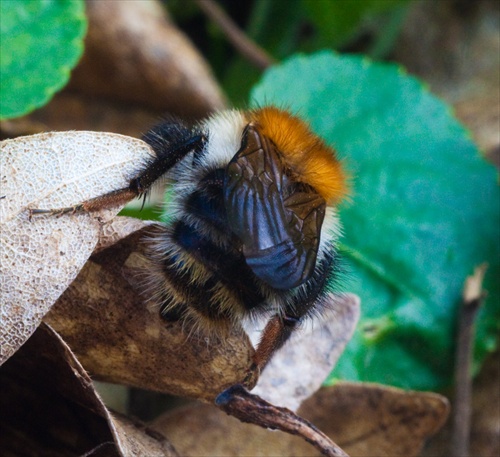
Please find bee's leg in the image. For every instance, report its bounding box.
[248,251,335,380]
[29,188,138,217]
[216,311,348,456]
[215,384,347,457]
[244,313,299,385]
[29,132,206,217]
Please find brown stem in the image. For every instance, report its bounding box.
[216,384,349,457]
[194,0,275,70]
[451,264,488,457]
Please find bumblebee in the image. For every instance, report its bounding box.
[39,107,347,375]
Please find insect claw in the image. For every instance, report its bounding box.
[28,208,50,221]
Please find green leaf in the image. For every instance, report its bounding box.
[251,51,500,391]
[119,205,160,222]
[0,0,87,120]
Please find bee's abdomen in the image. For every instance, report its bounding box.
[173,221,264,306]
[152,168,268,325]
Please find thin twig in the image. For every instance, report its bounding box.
[216,384,349,457]
[194,0,275,70]
[451,263,488,457]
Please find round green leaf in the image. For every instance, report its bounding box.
[0,0,87,120]
[251,51,500,391]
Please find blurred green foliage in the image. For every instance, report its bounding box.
[169,0,412,106]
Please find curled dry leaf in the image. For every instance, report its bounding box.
[251,293,360,411]
[45,222,255,401]
[153,383,449,457]
[109,412,179,457]
[0,131,154,365]
[0,323,178,457]
[69,0,226,118]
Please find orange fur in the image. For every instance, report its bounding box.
[249,107,347,204]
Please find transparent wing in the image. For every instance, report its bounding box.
[224,126,326,290]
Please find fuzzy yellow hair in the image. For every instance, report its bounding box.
[249,107,347,204]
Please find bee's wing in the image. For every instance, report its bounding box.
[224,126,326,290]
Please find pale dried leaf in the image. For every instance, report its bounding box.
[45,225,254,401]
[251,293,360,411]
[0,323,177,457]
[153,383,449,457]
[0,132,154,365]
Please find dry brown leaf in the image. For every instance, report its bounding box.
[153,383,449,457]
[251,293,360,411]
[0,323,178,457]
[0,132,153,365]
[300,383,450,457]
[69,0,226,118]
[45,224,255,402]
